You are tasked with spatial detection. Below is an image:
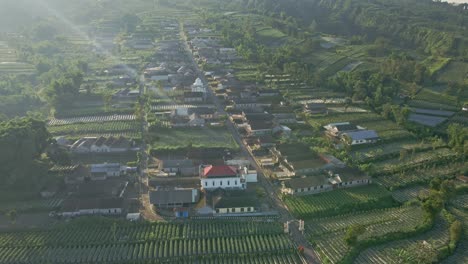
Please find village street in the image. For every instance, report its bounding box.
[180,24,321,264]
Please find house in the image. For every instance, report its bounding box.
[258,89,279,97]
[213,194,256,214]
[114,88,140,100]
[304,103,328,114]
[90,163,125,180]
[90,136,109,152]
[59,197,124,217]
[272,113,297,124]
[342,130,379,145]
[200,165,246,191]
[71,136,134,153]
[327,168,371,189]
[281,168,371,196]
[246,120,273,136]
[184,91,204,103]
[244,113,275,123]
[149,187,199,208]
[159,159,197,176]
[232,98,271,110]
[257,135,276,148]
[191,78,206,93]
[70,137,97,153]
[324,122,360,137]
[50,165,89,185]
[271,144,328,176]
[188,107,216,119]
[282,175,332,195]
[241,166,258,183]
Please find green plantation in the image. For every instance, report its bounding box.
[149,127,238,151]
[0,219,301,263]
[284,185,396,218]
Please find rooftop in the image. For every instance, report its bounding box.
[343,130,379,140]
[202,165,238,178]
[149,188,198,205]
[285,175,329,189]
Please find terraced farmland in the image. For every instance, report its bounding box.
[308,206,425,263]
[48,115,136,126]
[376,160,465,189]
[355,217,450,264]
[0,198,63,213]
[0,221,302,263]
[284,184,395,218]
[48,120,140,138]
[391,185,429,203]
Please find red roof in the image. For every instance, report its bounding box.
[202,165,237,178]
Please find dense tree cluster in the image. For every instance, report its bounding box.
[0,117,52,191]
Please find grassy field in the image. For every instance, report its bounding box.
[150,127,239,150]
[284,184,396,218]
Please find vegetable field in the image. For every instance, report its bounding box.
[48,115,136,126]
[0,220,302,263]
[309,205,424,264]
[284,185,395,218]
[48,120,140,137]
[355,217,450,264]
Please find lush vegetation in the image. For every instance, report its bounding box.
[283,184,396,218]
[0,218,301,263]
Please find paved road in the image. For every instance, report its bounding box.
[180,25,321,264]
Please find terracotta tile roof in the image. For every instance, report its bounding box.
[202,165,237,178]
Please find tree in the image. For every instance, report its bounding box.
[447,123,467,155]
[344,224,365,246]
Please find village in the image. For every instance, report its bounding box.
[31,16,390,224]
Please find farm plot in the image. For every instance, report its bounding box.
[351,139,428,162]
[47,120,140,137]
[0,198,63,213]
[441,207,468,264]
[48,115,136,126]
[354,217,450,264]
[436,60,468,84]
[307,205,423,237]
[372,148,455,173]
[450,195,468,210]
[151,127,238,150]
[284,184,395,218]
[0,221,301,263]
[408,113,447,127]
[376,160,465,189]
[54,106,134,118]
[391,185,429,203]
[309,205,424,264]
[359,119,414,141]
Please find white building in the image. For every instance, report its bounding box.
[200,165,246,191]
[191,78,206,93]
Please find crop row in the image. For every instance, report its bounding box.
[376,161,465,189]
[0,221,282,247]
[308,206,424,263]
[306,205,423,237]
[0,234,295,263]
[48,115,136,126]
[355,217,450,264]
[391,185,429,203]
[284,185,394,218]
[48,121,140,136]
[0,198,62,213]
